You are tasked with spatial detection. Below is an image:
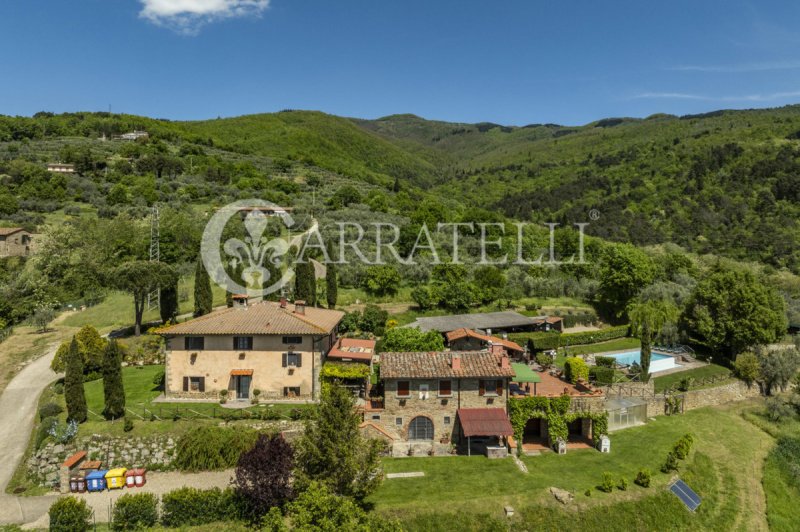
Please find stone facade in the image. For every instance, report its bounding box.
[0,229,33,257]
[164,333,332,402]
[372,377,509,443]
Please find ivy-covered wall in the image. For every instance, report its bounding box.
[508,395,608,451]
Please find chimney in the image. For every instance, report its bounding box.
[232,294,248,309]
[279,296,288,309]
[501,354,510,370]
[450,353,461,371]
[294,300,306,315]
[488,341,505,356]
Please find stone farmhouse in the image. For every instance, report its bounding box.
[445,328,524,357]
[158,297,343,402]
[0,227,34,257]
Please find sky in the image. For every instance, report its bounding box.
[2,0,800,125]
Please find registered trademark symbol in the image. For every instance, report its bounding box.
[589,209,600,221]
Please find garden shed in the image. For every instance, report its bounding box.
[605,397,648,431]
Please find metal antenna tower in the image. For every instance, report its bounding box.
[147,204,160,311]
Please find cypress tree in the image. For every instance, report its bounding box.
[102,339,125,420]
[326,262,338,309]
[294,262,316,306]
[160,279,179,324]
[64,337,87,423]
[194,259,213,317]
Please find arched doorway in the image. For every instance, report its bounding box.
[408,416,434,440]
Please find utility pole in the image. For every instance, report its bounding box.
[147,204,160,311]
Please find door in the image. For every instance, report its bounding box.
[236,375,251,399]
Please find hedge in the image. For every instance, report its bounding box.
[509,325,630,352]
[564,357,589,384]
[161,487,243,527]
[589,366,615,385]
[49,497,92,532]
[112,493,158,531]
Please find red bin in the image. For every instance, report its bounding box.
[69,477,78,493]
[76,476,86,493]
[133,469,147,487]
[125,470,136,488]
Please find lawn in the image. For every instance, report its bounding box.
[652,363,733,393]
[370,400,774,531]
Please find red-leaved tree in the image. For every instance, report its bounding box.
[233,433,295,518]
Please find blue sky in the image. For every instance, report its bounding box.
[2,0,800,125]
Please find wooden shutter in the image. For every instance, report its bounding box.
[199,377,206,392]
[496,380,503,396]
[282,353,288,367]
[182,376,189,392]
[296,353,302,368]
[184,337,190,350]
[479,380,485,396]
[439,380,451,396]
[397,381,409,397]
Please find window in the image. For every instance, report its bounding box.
[184,337,204,350]
[480,379,499,397]
[408,416,434,440]
[444,416,451,425]
[438,380,452,397]
[396,380,410,398]
[282,336,302,345]
[183,376,205,392]
[283,352,302,367]
[233,336,253,350]
[371,414,381,421]
[283,386,301,397]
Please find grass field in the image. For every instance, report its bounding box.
[652,363,733,393]
[370,400,774,531]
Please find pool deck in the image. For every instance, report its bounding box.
[588,349,706,377]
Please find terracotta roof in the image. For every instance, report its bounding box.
[381,351,516,379]
[445,328,523,353]
[404,311,538,333]
[158,300,343,336]
[328,337,376,362]
[0,227,25,236]
[532,316,563,325]
[457,408,514,437]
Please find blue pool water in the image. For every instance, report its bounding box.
[605,351,677,373]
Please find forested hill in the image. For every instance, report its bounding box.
[1,106,800,271]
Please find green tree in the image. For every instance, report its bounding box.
[682,267,787,359]
[294,262,316,306]
[112,261,177,336]
[733,352,761,386]
[597,243,656,320]
[285,481,396,532]
[102,339,125,420]
[759,347,800,395]
[363,265,401,296]
[379,327,445,352]
[629,300,679,380]
[295,383,383,501]
[64,337,87,423]
[51,325,107,373]
[473,266,507,304]
[160,278,179,324]
[193,259,213,317]
[358,304,388,335]
[326,262,338,309]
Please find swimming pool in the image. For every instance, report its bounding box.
[604,350,677,373]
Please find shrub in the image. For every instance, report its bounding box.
[599,472,615,493]
[564,357,589,384]
[49,496,92,532]
[677,377,694,392]
[152,369,165,388]
[53,382,64,395]
[36,416,58,449]
[589,366,615,384]
[673,433,694,460]
[124,418,134,432]
[584,488,592,497]
[595,356,615,368]
[766,396,796,423]
[112,493,158,531]
[661,452,679,473]
[734,352,760,385]
[173,426,259,472]
[161,487,243,527]
[535,352,552,368]
[234,434,294,520]
[39,402,63,421]
[48,419,79,444]
[634,468,651,487]
[618,477,628,491]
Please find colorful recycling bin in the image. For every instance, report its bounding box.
[76,475,86,493]
[125,470,136,488]
[105,468,127,490]
[131,468,147,487]
[85,470,108,492]
[69,476,79,493]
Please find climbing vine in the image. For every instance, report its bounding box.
[508,395,608,451]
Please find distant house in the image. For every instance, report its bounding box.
[46,163,75,174]
[445,328,524,357]
[0,227,34,257]
[119,130,149,141]
[531,315,564,332]
[369,351,515,456]
[237,205,294,219]
[404,311,542,335]
[157,297,343,402]
[327,337,376,366]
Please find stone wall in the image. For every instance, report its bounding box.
[682,380,761,410]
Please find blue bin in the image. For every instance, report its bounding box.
[85,470,108,492]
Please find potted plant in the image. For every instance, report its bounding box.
[251,388,261,405]
[219,389,229,404]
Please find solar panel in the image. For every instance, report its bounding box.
[669,479,701,512]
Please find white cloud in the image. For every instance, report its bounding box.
[668,60,800,73]
[632,90,800,103]
[139,0,270,35]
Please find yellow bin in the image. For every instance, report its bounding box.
[105,468,127,490]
